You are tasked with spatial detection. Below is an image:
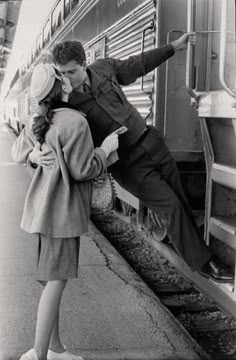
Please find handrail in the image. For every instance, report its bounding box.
[219,0,236,97]
[164,29,220,136]
[163,30,184,138]
[186,0,199,106]
[140,20,155,92]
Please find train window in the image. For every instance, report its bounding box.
[32,42,37,62]
[64,0,70,18]
[45,51,53,63]
[26,54,31,70]
[27,95,31,115]
[43,19,51,46]
[51,0,62,36]
[225,0,236,90]
[30,51,34,65]
[71,0,79,10]
[64,0,80,19]
[24,91,29,116]
[36,34,43,55]
[21,65,25,76]
[204,0,236,91]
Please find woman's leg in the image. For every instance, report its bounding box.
[38,283,67,352]
[49,311,65,352]
[37,281,65,352]
[34,279,67,359]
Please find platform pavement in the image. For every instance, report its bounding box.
[0,128,209,360]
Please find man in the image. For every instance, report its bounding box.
[29,33,233,282]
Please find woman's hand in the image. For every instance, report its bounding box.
[101,132,119,158]
[29,143,55,168]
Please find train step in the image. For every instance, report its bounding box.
[209,216,236,250]
[212,163,236,190]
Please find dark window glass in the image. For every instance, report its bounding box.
[64,0,70,18]
[52,0,62,35]
[71,0,79,10]
[43,19,51,46]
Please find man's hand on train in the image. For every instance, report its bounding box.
[29,143,55,168]
[171,32,196,52]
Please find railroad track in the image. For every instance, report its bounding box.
[91,211,236,360]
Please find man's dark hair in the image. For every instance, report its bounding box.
[52,40,86,66]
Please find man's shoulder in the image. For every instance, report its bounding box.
[89,57,115,72]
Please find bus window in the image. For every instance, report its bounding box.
[52,0,62,35]
[43,19,51,46]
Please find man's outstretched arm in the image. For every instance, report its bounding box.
[108,32,196,85]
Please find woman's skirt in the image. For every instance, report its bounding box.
[36,234,80,281]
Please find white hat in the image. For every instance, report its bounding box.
[31,63,60,102]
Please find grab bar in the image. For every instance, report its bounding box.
[140,20,155,92]
[219,0,236,97]
[164,30,184,138]
[186,0,199,107]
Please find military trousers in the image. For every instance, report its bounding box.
[110,125,211,270]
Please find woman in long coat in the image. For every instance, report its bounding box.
[11,63,119,360]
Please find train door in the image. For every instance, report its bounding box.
[153,0,210,221]
[158,0,209,162]
[187,0,236,311]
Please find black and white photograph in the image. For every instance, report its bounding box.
[0,0,236,359]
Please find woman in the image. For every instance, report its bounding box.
[12,63,119,360]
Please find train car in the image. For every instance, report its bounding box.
[4,0,236,315]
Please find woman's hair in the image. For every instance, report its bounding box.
[52,40,86,66]
[32,78,61,144]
